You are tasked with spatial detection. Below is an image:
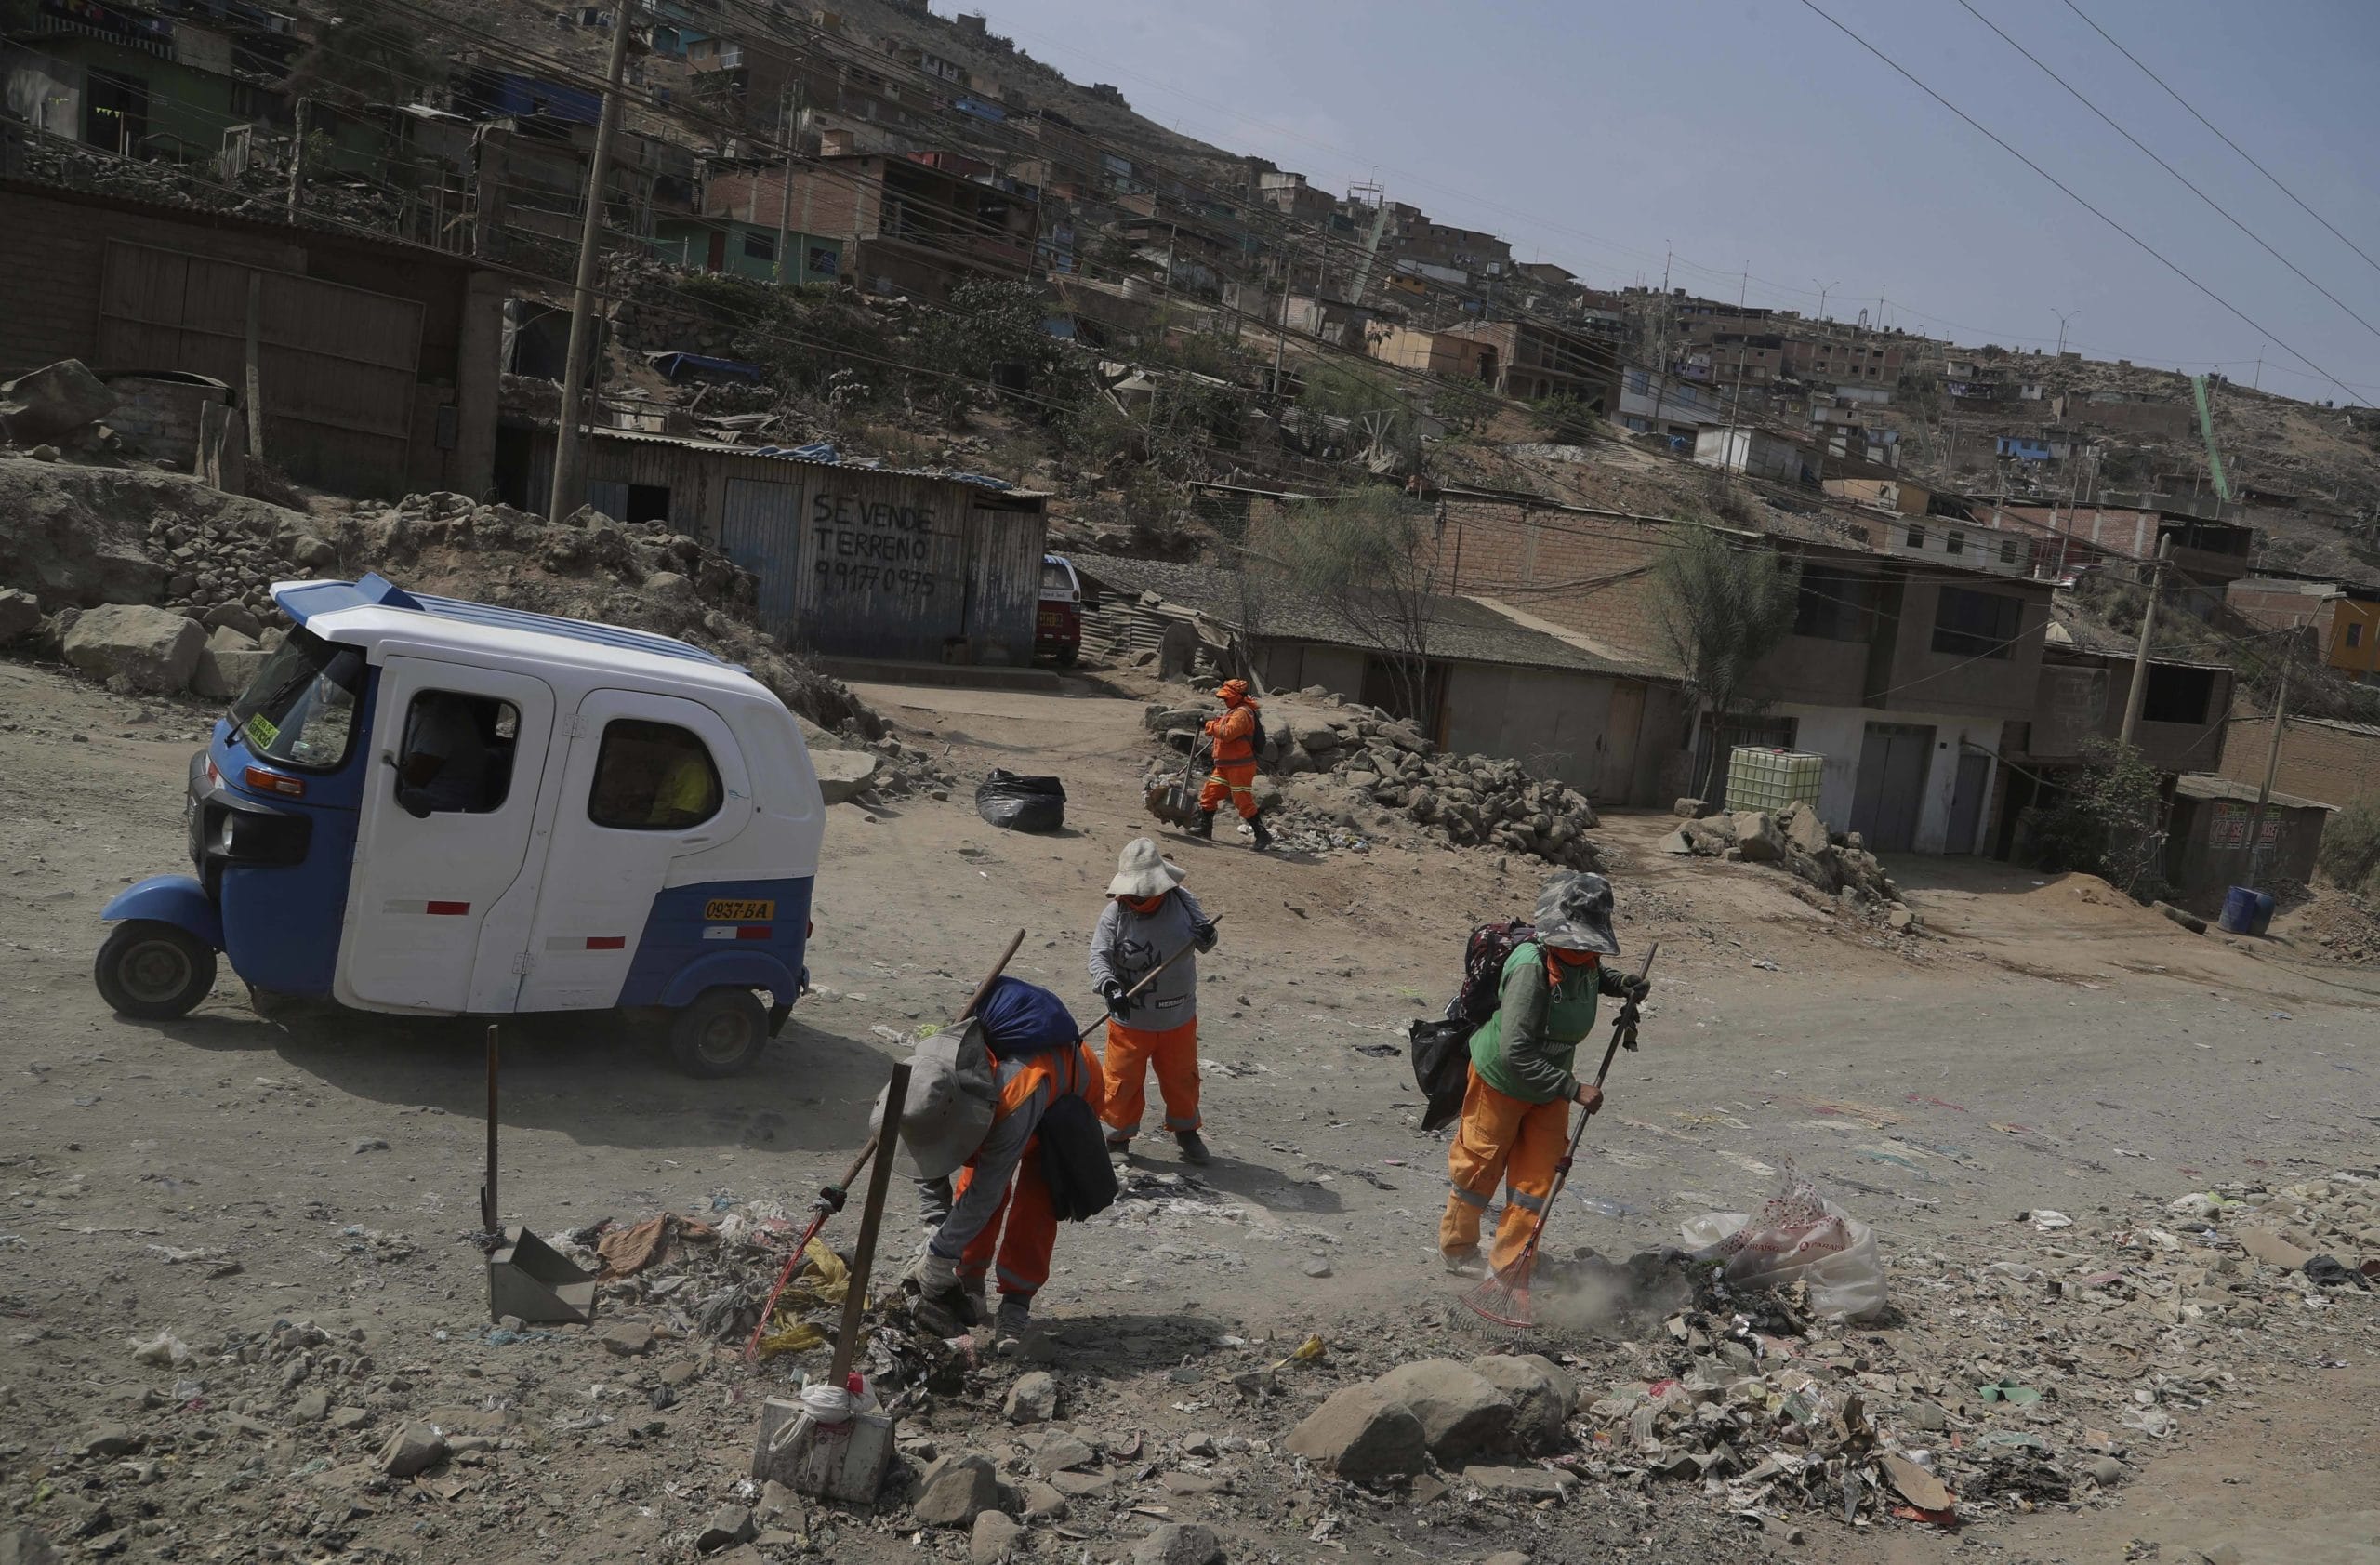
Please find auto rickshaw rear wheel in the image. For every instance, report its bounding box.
[95,920,218,1020]
[668,987,771,1078]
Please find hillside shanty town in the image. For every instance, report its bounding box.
[0,0,2375,1561]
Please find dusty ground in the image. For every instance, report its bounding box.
[1,654,2375,1563]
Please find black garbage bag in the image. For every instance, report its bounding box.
[1408,1016,1473,1134]
[975,768,1066,832]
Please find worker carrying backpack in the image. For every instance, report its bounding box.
[1405,919,1538,1133]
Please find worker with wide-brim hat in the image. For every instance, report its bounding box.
[1091,837,1219,1165]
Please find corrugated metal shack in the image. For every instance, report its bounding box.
[515,428,1051,664]
[2162,775,2333,913]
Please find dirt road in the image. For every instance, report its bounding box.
[2,657,2373,1563]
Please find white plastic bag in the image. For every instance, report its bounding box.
[1682,1172,1886,1321]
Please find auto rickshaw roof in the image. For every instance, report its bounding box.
[274,575,749,682]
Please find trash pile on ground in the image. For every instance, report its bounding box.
[1661,798,1918,927]
[1276,1166,2373,1543]
[1142,686,1606,870]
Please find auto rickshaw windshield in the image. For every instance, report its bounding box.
[228,627,366,772]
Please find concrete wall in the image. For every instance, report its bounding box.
[2165,797,2329,909]
[1777,703,2004,853]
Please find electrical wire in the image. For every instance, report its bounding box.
[1952,0,2380,346]
[2061,0,2380,285]
[1793,0,2368,409]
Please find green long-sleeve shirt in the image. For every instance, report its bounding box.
[1467,944,1630,1104]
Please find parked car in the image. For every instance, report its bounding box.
[1037,554,1083,665]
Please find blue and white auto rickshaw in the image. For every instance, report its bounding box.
[95,575,826,1076]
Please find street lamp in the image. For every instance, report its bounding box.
[1813,278,1840,323]
[2053,308,2081,357]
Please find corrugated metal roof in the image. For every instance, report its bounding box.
[2174,774,2334,812]
[587,427,1051,497]
[1067,552,1655,677]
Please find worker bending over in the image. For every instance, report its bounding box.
[1195,678,1272,851]
[1090,838,1218,1165]
[1442,872,1649,1279]
[903,977,1106,1344]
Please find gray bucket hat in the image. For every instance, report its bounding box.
[1534,871,1620,957]
[869,1019,997,1181]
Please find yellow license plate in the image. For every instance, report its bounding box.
[244,712,280,750]
[704,898,775,922]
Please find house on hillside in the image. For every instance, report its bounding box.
[1996,643,2233,856]
[2225,577,2380,683]
[1615,367,1726,440]
[703,153,1038,300]
[1068,551,1686,806]
[2216,710,2380,810]
[496,427,1049,665]
[5,0,295,165]
[1435,319,1619,408]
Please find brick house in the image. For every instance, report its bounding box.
[2217,711,2380,809]
[2226,577,2380,684]
[702,153,1038,300]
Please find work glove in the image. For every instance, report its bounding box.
[1102,981,1132,1020]
[1191,920,1219,951]
[907,1246,959,1295]
[1623,975,1652,1002]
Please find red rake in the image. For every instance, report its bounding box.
[1461,941,1659,1335]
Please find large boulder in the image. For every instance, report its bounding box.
[0,588,42,644]
[1778,800,1831,856]
[1467,1355,1575,1454]
[1731,810,1786,863]
[1372,1359,1516,1465]
[912,1454,999,1528]
[1130,1523,1225,1565]
[0,359,116,443]
[192,624,268,701]
[1284,1383,1427,1481]
[812,749,879,805]
[61,603,205,693]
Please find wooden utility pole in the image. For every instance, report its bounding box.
[2246,657,2290,880]
[548,4,635,523]
[1270,241,1297,397]
[285,98,308,218]
[2116,535,2175,749]
[772,72,804,286]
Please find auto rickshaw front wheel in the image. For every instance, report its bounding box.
[668,987,771,1078]
[95,921,218,1021]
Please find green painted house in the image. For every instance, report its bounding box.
[651,217,843,286]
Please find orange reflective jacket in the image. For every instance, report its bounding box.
[1204,702,1258,763]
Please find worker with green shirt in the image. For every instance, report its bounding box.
[1441,871,1649,1279]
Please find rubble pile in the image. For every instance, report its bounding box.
[1142,688,1606,870]
[1275,1169,2373,1541]
[1662,799,1917,926]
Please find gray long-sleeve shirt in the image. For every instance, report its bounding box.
[1087,888,1217,1029]
[928,1042,1103,1263]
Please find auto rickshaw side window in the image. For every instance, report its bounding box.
[394,692,520,816]
[588,719,722,831]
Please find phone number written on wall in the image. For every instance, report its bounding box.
[812,493,939,599]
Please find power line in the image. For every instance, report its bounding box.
[2061,0,2380,285]
[1793,0,2367,410]
[1952,0,2380,347]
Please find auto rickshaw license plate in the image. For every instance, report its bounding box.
[704,898,774,922]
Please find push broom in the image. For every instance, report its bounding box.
[1461,941,1659,1335]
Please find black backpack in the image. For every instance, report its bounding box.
[1404,919,1536,1134]
[1248,710,1266,755]
[1037,1093,1119,1220]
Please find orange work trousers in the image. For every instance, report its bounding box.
[952,1145,1057,1300]
[1197,761,1261,820]
[1101,1016,1201,1138]
[1440,1067,1571,1275]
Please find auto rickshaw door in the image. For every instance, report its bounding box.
[337,657,558,1014]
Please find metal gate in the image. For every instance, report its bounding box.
[95,241,423,495]
[967,507,1045,664]
[1852,722,1935,852]
[718,477,807,638]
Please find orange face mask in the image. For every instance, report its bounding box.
[1119,893,1169,915]
[1546,947,1599,984]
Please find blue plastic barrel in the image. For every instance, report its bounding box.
[2248,891,2277,936]
[2217,886,2259,935]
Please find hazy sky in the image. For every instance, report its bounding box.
[958,0,2380,405]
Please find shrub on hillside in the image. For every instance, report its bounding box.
[2318,794,2380,895]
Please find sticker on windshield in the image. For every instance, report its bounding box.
[244,712,280,750]
[704,898,774,922]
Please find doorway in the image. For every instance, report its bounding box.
[1851,722,1934,852]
